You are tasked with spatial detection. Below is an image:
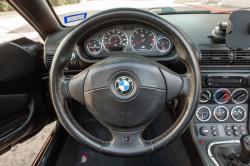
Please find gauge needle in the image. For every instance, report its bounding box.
[215,112,220,117]
[157,43,165,49]
[105,39,118,48]
[89,44,97,52]
[133,39,146,46]
[233,113,238,117]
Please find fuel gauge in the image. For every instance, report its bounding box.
[213,106,229,121]
[156,37,171,52]
[87,40,102,55]
[231,106,246,121]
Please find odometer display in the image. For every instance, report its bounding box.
[130,28,155,51]
[102,29,128,52]
[196,106,211,122]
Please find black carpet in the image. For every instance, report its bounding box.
[55,104,193,166]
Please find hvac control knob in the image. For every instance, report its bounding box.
[200,89,212,103]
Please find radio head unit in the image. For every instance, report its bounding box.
[202,74,250,88]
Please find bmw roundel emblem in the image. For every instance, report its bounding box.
[115,76,134,95]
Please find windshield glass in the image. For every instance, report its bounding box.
[49,0,244,26]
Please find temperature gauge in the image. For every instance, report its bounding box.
[156,37,171,52]
[87,40,102,55]
[231,106,246,121]
[213,106,229,121]
[196,106,211,122]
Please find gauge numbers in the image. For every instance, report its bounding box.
[231,106,246,121]
[87,40,102,55]
[130,28,155,52]
[102,29,128,52]
[196,106,211,122]
[213,106,229,121]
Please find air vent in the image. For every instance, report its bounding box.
[200,50,231,65]
[234,51,250,64]
[46,55,54,67]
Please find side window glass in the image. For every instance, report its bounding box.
[0,1,43,44]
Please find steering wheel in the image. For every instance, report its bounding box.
[50,8,200,157]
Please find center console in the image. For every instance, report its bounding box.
[193,73,250,166]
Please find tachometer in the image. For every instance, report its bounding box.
[102,29,128,52]
[130,28,155,51]
[87,40,102,55]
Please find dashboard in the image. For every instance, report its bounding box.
[82,24,173,58]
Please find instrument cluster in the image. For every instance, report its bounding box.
[83,25,173,58]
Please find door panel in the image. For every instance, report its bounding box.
[0,42,48,152]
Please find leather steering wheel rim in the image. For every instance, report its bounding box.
[50,8,201,157]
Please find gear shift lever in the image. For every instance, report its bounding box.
[238,135,250,165]
[230,135,250,166]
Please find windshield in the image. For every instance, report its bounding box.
[49,0,243,26]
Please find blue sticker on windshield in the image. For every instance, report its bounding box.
[64,13,87,24]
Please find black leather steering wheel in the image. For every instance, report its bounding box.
[50,8,200,157]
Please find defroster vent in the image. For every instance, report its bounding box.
[200,50,231,65]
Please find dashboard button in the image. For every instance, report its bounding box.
[211,126,216,131]
[226,131,232,136]
[234,131,239,136]
[206,78,215,86]
[239,126,244,130]
[232,126,238,130]
[212,131,217,136]
[225,126,230,130]
[241,131,245,135]
[200,127,209,136]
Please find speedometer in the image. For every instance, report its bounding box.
[102,29,128,52]
[130,28,155,52]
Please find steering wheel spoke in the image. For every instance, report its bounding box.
[179,74,193,97]
[100,129,153,156]
[160,68,183,102]
[67,69,89,105]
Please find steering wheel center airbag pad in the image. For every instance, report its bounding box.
[83,54,167,131]
[50,8,200,157]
